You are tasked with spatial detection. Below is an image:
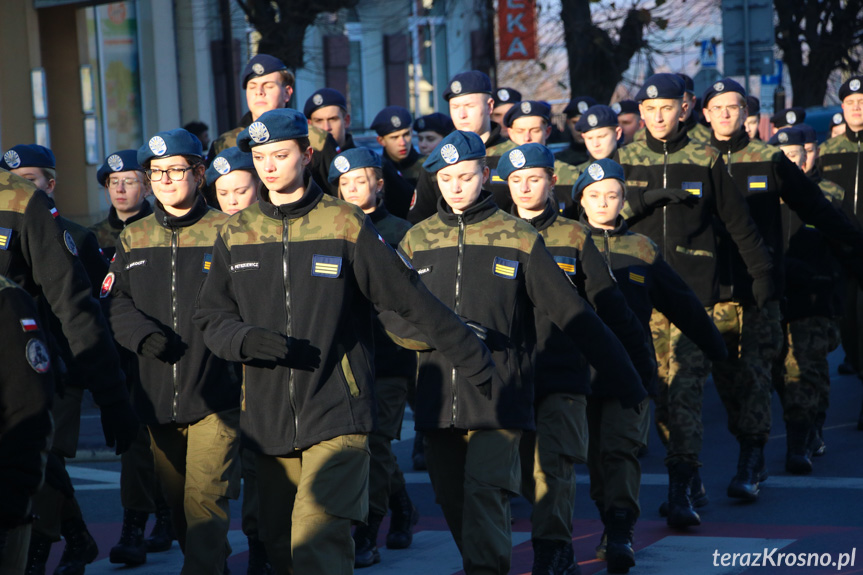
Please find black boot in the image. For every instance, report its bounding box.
[54,518,99,575]
[386,486,419,549]
[727,437,767,501]
[811,412,826,456]
[665,462,701,528]
[412,431,427,471]
[25,532,52,575]
[109,509,147,565]
[246,536,273,575]
[605,508,635,574]
[353,513,383,568]
[531,539,581,575]
[145,499,175,553]
[659,467,708,516]
[785,421,814,474]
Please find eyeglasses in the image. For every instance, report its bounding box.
[146,166,195,181]
[707,105,744,115]
[108,177,142,188]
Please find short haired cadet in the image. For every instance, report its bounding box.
[1,144,55,171]
[767,126,807,147]
[563,96,597,118]
[413,113,455,136]
[612,100,639,115]
[442,71,493,100]
[138,129,203,165]
[838,75,863,101]
[496,143,555,181]
[303,88,348,117]
[328,147,382,183]
[205,147,255,186]
[493,87,522,107]
[771,107,806,128]
[97,150,145,187]
[503,100,551,127]
[237,108,309,152]
[701,78,746,108]
[422,130,486,173]
[635,73,685,101]
[241,54,288,88]
[572,158,626,199]
[746,96,761,117]
[575,105,619,133]
[370,106,413,137]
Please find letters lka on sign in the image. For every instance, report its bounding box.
[499,0,537,61]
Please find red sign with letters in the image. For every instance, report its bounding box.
[499,0,537,61]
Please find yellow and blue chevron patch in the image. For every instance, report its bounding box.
[682,181,703,197]
[748,175,768,190]
[628,266,646,285]
[202,253,213,273]
[312,254,342,278]
[493,256,519,279]
[553,255,577,276]
[0,226,11,250]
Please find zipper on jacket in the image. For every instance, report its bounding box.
[662,142,669,260]
[855,140,860,216]
[170,228,179,422]
[602,230,616,281]
[726,148,733,176]
[283,220,299,449]
[451,215,466,426]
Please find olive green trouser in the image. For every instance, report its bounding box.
[255,434,370,575]
[148,408,241,575]
[519,393,587,542]
[368,376,409,518]
[587,397,649,517]
[425,428,522,575]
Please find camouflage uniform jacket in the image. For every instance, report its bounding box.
[554,140,589,168]
[583,215,726,395]
[89,202,154,261]
[0,275,53,529]
[397,191,640,431]
[408,122,510,223]
[105,195,239,426]
[0,169,128,408]
[818,126,863,224]
[194,177,493,454]
[710,129,863,306]
[615,125,773,306]
[519,200,651,404]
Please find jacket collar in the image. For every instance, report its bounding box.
[513,198,557,232]
[390,147,420,170]
[258,171,324,220]
[154,193,209,229]
[368,199,391,224]
[108,200,153,230]
[437,190,498,226]
[579,212,628,237]
[336,132,356,153]
[485,122,505,149]
[845,126,863,144]
[710,128,750,155]
[646,124,689,154]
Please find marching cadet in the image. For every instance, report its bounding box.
[676,74,711,145]
[497,144,654,575]
[103,129,241,575]
[304,87,354,152]
[408,70,512,222]
[502,100,581,217]
[615,73,775,527]
[744,96,762,141]
[90,150,153,261]
[398,130,645,575]
[207,147,260,215]
[326,148,419,568]
[413,112,455,156]
[371,106,424,186]
[701,79,863,500]
[491,86,521,137]
[0,275,53,575]
[575,105,623,165]
[555,96,597,166]
[767,127,845,474]
[193,108,495,574]
[613,100,643,146]
[574,158,725,574]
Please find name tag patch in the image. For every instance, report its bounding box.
[125,259,147,270]
[682,181,703,197]
[312,255,342,278]
[493,257,519,279]
[823,164,841,172]
[0,226,11,250]
[202,253,213,273]
[629,267,646,285]
[417,266,432,275]
[554,255,577,276]
[231,261,259,272]
[748,175,768,190]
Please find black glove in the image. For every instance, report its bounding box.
[475,378,492,400]
[752,275,776,309]
[100,400,140,455]
[139,331,186,363]
[642,188,694,207]
[242,328,322,371]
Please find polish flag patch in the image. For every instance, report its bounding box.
[20,318,38,332]
[49,207,59,218]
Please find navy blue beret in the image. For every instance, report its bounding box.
[797,124,817,145]
[206,147,256,186]
[563,96,598,118]
[701,78,746,107]
[767,127,806,147]
[413,113,455,136]
[771,107,806,128]
[574,105,619,133]
[636,74,685,101]
[328,147,382,183]
[241,54,288,89]
[1,144,55,171]
[493,87,522,107]
[676,73,695,94]
[97,150,145,186]
[839,76,863,101]
[831,111,845,126]
[423,130,486,173]
[138,129,203,165]
[237,108,309,152]
[572,158,626,198]
[612,100,639,115]
[496,143,555,181]
[303,88,347,117]
[503,100,551,127]
[746,96,761,116]
[371,106,413,136]
[443,71,493,101]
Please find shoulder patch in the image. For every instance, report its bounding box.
[202,253,213,273]
[748,175,768,191]
[25,338,51,374]
[681,181,703,197]
[493,256,519,279]
[553,255,577,276]
[100,272,115,298]
[0,226,11,250]
[311,254,342,278]
[628,266,647,285]
[64,230,78,256]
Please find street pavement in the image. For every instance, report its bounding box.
[58,347,863,574]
